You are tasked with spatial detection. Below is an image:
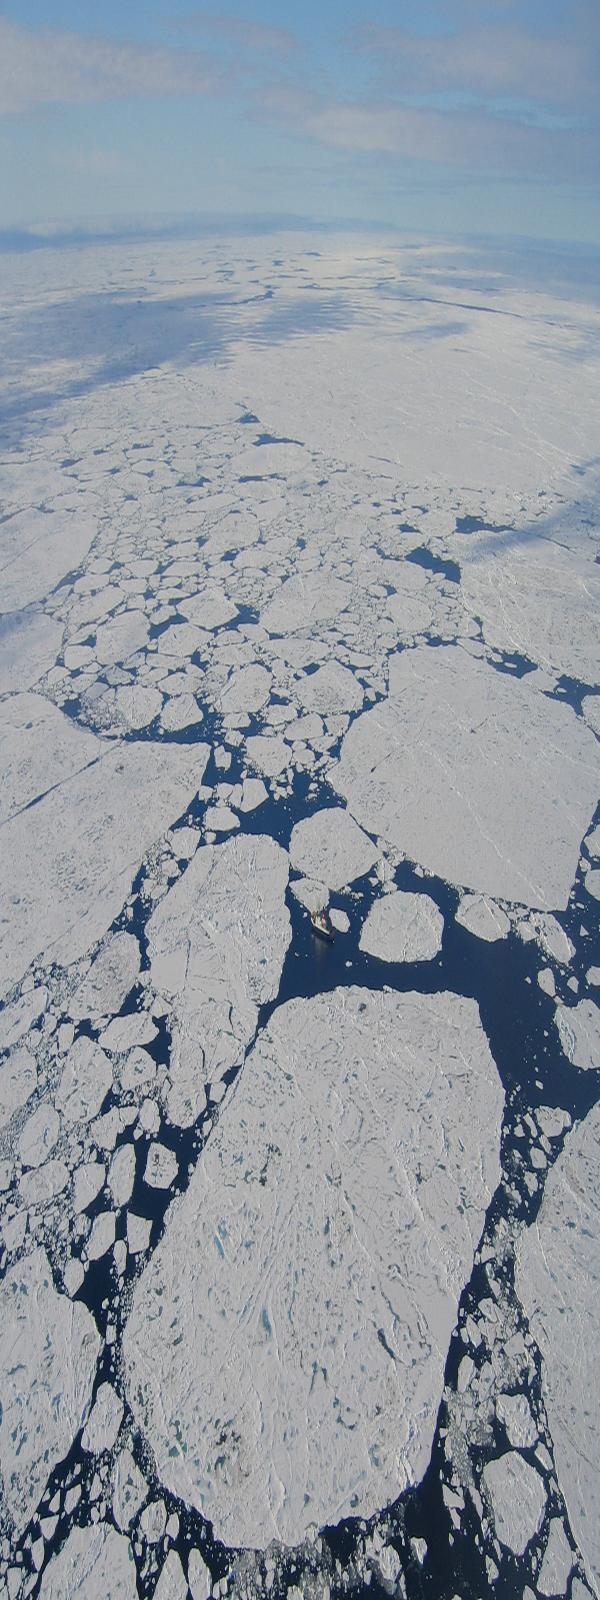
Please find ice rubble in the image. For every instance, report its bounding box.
[147,833,290,1126]
[516,1102,600,1591]
[39,1522,136,1598]
[360,890,444,963]
[0,704,208,994]
[334,645,599,910]
[0,1248,100,1531]
[124,986,503,1549]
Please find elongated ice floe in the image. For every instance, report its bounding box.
[0,1248,100,1531]
[147,833,290,1125]
[0,708,208,994]
[333,645,600,910]
[124,986,503,1549]
[515,1102,600,1591]
[360,890,443,962]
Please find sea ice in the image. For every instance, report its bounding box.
[124,986,503,1549]
[0,1248,100,1530]
[0,608,62,695]
[333,645,599,909]
[483,1452,546,1555]
[188,1547,212,1600]
[144,1142,178,1189]
[82,1381,124,1455]
[39,1522,137,1599]
[262,572,351,635]
[18,1101,60,1168]
[55,1037,112,1123]
[154,1551,188,1600]
[0,986,48,1050]
[290,807,378,890]
[0,1043,37,1128]
[69,933,141,1020]
[455,894,510,943]
[112,1447,148,1530]
[537,1519,573,1597]
[554,1000,600,1070]
[516,1103,600,1591]
[147,834,290,1127]
[360,890,443,963]
[495,1393,538,1449]
[245,734,289,777]
[0,728,208,994]
[296,661,363,715]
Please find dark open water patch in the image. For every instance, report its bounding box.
[406,548,461,585]
[455,517,513,537]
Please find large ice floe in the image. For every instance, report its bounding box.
[0,1248,99,1531]
[516,1103,600,1592]
[334,645,599,910]
[39,1522,136,1598]
[0,693,207,994]
[124,987,503,1549]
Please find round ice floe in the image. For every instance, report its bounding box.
[290,806,378,890]
[516,1103,600,1591]
[360,890,443,963]
[296,661,363,715]
[333,645,600,910]
[114,685,162,730]
[124,986,503,1549]
[483,1451,546,1555]
[40,1522,136,1598]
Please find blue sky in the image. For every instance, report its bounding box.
[0,0,598,243]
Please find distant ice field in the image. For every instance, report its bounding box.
[0,229,598,1600]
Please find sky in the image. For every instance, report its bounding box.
[0,0,598,244]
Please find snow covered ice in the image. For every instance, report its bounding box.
[0,227,598,1598]
[124,987,503,1548]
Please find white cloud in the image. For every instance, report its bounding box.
[259,86,598,183]
[0,17,223,116]
[353,18,599,112]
